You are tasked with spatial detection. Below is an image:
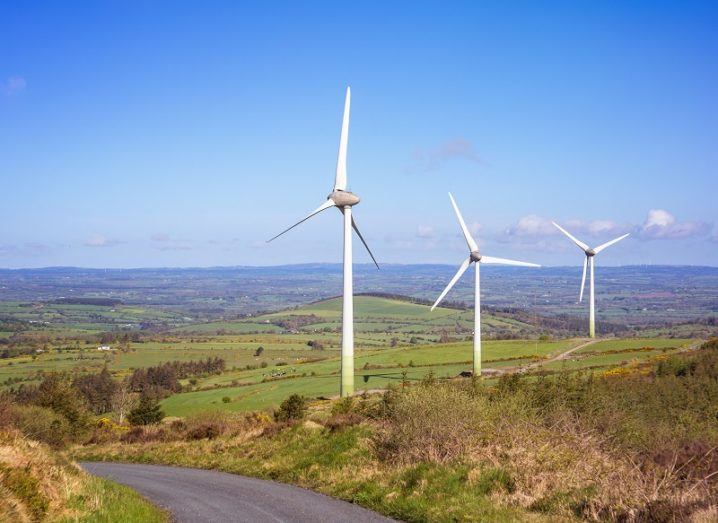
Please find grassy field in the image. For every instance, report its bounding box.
[0,296,700,416]
[159,337,695,416]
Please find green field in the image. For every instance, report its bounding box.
[0,295,700,416]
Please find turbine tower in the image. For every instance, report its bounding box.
[431,193,540,376]
[267,87,378,397]
[552,222,629,338]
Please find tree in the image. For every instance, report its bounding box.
[32,374,90,439]
[274,394,307,422]
[111,381,137,424]
[127,396,164,426]
[254,346,264,357]
[73,367,118,414]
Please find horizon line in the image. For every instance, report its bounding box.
[1,263,717,271]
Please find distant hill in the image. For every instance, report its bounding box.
[0,265,716,328]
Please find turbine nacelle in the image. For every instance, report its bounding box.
[470,251,482,262]
[585,249,596,257]
[329,190,360,208]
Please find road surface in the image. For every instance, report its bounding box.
[81,462,393,523]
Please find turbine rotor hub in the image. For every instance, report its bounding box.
[586,249,596,257]
[329,190,360,207]
[470,251,481,262]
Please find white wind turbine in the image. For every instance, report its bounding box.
[431,193,540,376]
[267,87,378,397]
[552,222,629,338]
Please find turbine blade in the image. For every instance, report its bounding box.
[480,255,540,268]
[448,193,479,252]
[579,256,587,302]
[552,222,589,252]
[431,257,472,310]
[593,233,630,254]
[350,214,379,269]
[266,199,336,242]
[334,87,350,191]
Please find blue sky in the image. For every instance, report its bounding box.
[1,1,716,268]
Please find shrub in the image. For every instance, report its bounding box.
[274,394,307,422]
[324,412,363,432]
[10,404,71,448]
[127,396,164,426]
[376,382,493,463]
[222,396,231,403]
[185,424,220,440]
[120,426,146,443]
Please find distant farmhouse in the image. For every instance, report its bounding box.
[97,345,113,351]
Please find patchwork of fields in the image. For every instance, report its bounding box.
[0,295,696,417]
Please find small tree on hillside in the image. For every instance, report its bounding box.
[111,381,137,424]
[274,394,307,422]
[127,396,164,426]
[254,346,264,357]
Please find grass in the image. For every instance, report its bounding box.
[158,336,691,416]
[0,429,167,522]
[76,425,538,522]
[74,342,718,522]
[60,476,167,523]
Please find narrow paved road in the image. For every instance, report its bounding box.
[81,462,393,523]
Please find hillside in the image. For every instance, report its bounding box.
[174,294,542,340]
[0,428,166,522]
[75,342,718,522]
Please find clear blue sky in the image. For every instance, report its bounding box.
[1,1,716,268]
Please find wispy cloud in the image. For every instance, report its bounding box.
[84,234,124,248]
[416,225,436,239]
[408,138,481,172]
[150,233,192,251]
[150,232,171,243]
[2,75,26,96]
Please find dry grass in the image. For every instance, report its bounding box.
[0,428,167,522]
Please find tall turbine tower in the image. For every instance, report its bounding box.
[267,87,379,397]
[431,193,540,376]
[552,222,629,338]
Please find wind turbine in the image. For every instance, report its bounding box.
[552,222,629,338]
[431,193,540,377]
[267,87,378,397]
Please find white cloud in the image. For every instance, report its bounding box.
[639,209,710,240]
[85,234,109,247]
[505,215,556,237]
[84,234,123,248]
[2,75,26,96]
[416,225,435,239]
[409,138,481,172]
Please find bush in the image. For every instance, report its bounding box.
[127,396,164,426]
[274,394,307,422]
[120,426,146,443]
[185,424,220,440]
[10,404,71,448]
[324,412,363,432]
[222,396,231,403]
